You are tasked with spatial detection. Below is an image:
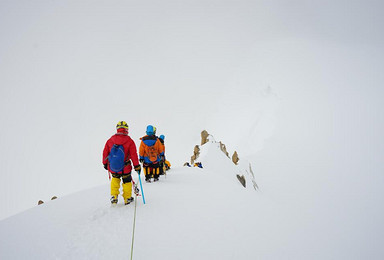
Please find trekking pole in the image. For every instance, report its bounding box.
[130,188,138,260]
[138,172,146,204]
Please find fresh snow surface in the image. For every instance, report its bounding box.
[0,142,264,260]
[2,140,382,259]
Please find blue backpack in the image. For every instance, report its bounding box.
[108,144,125,173]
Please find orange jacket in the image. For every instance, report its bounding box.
[139,135,164,164]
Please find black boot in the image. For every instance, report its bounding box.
[125,197,134,205]
[110,196,118,204]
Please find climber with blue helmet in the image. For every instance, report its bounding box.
[139,125,164,182]
[158,135,166,175]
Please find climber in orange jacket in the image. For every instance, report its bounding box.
[139,125,164,182]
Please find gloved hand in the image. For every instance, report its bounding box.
[103,163,108,170]
[134,164,141,174]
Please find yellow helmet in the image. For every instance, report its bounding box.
[116,121,129,129]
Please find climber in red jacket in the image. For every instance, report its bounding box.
[103,121,141,205]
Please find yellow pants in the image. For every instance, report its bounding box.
[111,177,132,200]
[144,167,159,176]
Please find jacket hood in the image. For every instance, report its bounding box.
[111,134,132,145]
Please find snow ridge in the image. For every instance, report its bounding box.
[0,143,259,260]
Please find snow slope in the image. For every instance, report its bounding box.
[2,138,382,259]
[0,142,263,260]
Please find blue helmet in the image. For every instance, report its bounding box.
[146,125,155,136]
[159,135,165,140]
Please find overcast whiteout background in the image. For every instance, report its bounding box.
[0,0,384,254]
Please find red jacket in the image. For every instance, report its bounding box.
[103,132,139,174]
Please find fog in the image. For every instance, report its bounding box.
[1,4,383,250]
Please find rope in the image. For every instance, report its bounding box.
[130,191,138,260]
